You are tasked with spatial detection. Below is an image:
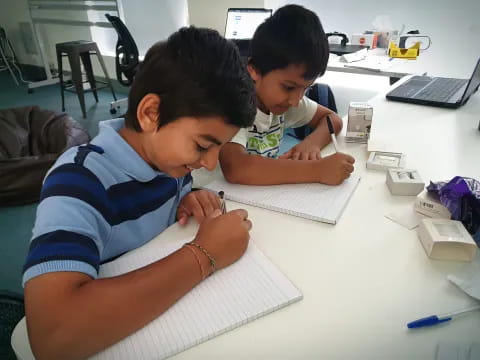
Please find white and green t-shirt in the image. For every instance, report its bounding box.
[230,96,317,158]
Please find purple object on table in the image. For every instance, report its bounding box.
[427,176,480,244]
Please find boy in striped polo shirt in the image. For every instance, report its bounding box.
[23,27,256,360]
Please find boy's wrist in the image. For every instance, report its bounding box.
[298,158,327,184]
[183,242,216,279]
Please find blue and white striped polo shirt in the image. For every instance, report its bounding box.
[23,118,192,285]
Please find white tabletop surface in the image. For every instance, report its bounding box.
[327,48,479,80]
[12,83,480,360]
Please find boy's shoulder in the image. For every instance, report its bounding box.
[47,143,114,188]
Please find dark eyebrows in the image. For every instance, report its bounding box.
[199,134,222,146]
[284,80,314,89]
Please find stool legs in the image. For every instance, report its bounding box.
[56,50,65,112]
[56,41,117,118]
[93,44,117,101]
[67,51,87,118]
[80,51,98,102]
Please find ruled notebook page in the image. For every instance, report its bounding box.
[92,239,302,360]
[204,176,361,224]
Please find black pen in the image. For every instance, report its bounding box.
[326,115,338,152]
[218,191,227,214]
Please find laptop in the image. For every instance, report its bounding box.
[386,58,480,108]
[224,8,272,57]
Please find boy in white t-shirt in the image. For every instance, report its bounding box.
[219,5,355,185]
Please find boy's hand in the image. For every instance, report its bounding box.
[316,152,355,185]
[177,190,221,225]
[194,209,252,270]
[278,138,322,160]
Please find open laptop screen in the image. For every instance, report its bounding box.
[461,58,480,104]
[224,8,272,40]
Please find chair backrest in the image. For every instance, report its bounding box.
[105,14,139,86]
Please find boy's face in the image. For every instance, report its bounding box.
[126,94,239,178]
[248,63,316,115]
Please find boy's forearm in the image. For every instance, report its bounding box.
[220,147,326,185]
[25,246,208,360]
[306,112,343,149]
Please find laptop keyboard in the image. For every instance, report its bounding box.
[413,78,466,102]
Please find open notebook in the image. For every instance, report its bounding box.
[91,237,302,360]
[204,176,361,225]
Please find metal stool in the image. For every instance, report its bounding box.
[56,40,117,118]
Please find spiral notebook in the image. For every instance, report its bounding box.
[92,236,302,360]
[203,176,361,224]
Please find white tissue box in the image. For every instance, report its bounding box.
[414,190,451,219]
[386,169,425,195]
[418,218,477,262]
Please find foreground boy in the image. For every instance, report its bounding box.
[220,5,355,185]
[23,27,256,360]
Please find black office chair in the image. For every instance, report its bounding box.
[290,83,338,140]
[105,13,140,114]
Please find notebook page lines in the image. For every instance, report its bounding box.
[92,240,301,360]
[204,176,360,224]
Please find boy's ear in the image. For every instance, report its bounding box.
[247,63,261,83]
[137,93,161,132]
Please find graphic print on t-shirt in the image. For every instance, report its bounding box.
[246,115,285,158]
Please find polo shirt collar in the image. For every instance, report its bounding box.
[254,108,274,132]
[93,118,168,182]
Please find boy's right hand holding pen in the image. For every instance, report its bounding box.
[182,189,252,278]
[191,208,252,275]
[316,153,355,185]
[278,115,355,185]
[318,115,355,184]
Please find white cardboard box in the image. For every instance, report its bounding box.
[386,169,425,195]
[366,151,406,171]
[414,190,451,219]
[346,102,373,143]
[417,218,477,262]
[350,33,378,49]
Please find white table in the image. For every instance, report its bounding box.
[12,85,480,360]
[327,48,430,79]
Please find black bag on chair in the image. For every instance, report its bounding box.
[293,83,337,140]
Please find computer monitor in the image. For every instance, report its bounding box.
[224,8,272,40]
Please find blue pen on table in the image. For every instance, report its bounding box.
[326,115,338,152]
[407,304,480,329]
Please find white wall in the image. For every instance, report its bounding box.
[0,0,39,66]
[122,0,188,56]
[0,0,188,79]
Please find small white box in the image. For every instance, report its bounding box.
[414,190,451,219]
[346,102,373,143]
[351,33,378,49]
[417,218,477,262]
[386,169,425,195]
[366,151,406,171]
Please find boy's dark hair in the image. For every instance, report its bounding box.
[249,4,329,80]
[125,27,256,131]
